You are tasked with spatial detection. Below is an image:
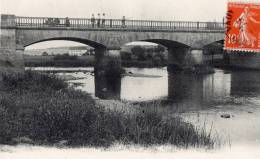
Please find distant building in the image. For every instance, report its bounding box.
[25,46,94,56]
[68,49,87,56]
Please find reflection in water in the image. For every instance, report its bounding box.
[27,67,259,103]
[95,72,121,100]
[95,67,169,101]
[203,71,231,101]
[97,68,233,105]
[67,67,260,104]
[168,70,232,104]
[121,68,168,101]
[168,73,204,103]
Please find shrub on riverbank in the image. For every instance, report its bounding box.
[121,60,167,68]
[0,71,215,148]
[24,55,95,67]
[24,52,168,68]
[53,54,78,61]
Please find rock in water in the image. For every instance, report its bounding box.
[221,114,231,118]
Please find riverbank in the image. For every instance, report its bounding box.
[1,144,260,159]
[24,55,95,67]
[24,55,167,68]
[121,60,167,68]
[0,71,216,148]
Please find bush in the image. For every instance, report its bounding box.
[120,45,168,67]
[0,71,67,92]
[120,51,132,60]
[53,54,78,61]
[42,52,48,56]
[131,46,146,61]
[0,106,13,144]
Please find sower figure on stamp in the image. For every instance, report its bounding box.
[233,6,260,47]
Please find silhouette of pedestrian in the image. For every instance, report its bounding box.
[122,16,126,28]
[91,14,95,28]
[54,18,60,26]
[102,13,106,27]
[110,19,112,28]
[97,13,101,27]
[65,17,70,27]
[222,17,225,27]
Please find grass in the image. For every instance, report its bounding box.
[0,71,216,148]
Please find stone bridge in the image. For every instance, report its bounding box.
[0,14,225,73]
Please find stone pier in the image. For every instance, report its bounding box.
[0,14,24,73]
[167,47,191,70]
[94,49,122,99]
[167,47,211,73]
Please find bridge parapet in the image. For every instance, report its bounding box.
[10,16,225,32]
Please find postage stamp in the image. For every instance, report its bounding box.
[225,1,260,52]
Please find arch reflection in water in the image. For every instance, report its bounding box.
[94,67,233,103]
[168,72,204,102]
[94,67,169,101]
[79,68,260,104]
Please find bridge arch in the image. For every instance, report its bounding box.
[121,39,192,70]
[144,39,191,69]
[199,38,224,49]
[203,39,224,48]
[23,37,107,50]
[141,39,190,49]
[203,39,224,55]
[22,37,120,100]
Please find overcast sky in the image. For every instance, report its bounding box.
[0,0,230,49]
[1,0,228,21]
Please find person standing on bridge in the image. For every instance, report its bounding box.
[122,16,126,28]
[65,17,70,27]
[110,19,112,28]
[102,13,106,27]
[91,14,95,28]
[97,13,101,27]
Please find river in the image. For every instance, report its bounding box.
[18,66,260,158]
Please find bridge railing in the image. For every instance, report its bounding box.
[15,16,224,31]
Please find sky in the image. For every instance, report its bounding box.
[0,0,232,49]
[1,0,228,21]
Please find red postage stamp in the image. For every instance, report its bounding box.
[225,1,260,52]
